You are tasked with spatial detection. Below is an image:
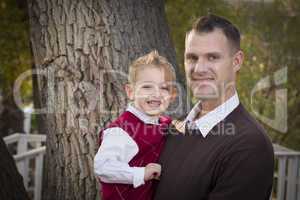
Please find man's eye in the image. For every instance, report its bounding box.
[208,55,218,61]
[186,55,198,62]
[190,56,197,61]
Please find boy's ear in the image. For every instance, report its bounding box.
[125,84,134,101]
[170,87,177,102]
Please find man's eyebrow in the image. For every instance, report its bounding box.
[206,52,221,56]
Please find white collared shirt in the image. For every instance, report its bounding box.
[185,92,240,137]
[126,104,160,125]
[94,104,160,188]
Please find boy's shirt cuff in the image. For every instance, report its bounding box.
[132,167,145,188]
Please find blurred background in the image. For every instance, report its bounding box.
[1,0,299,149]
[165,0,299,150]
[0,0,299,199]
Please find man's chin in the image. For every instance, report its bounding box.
[193,91,219,100]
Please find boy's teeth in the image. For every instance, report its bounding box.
[148,100,160,106]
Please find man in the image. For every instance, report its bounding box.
[154,14,274,200]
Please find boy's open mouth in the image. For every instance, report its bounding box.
[146,100,161,107]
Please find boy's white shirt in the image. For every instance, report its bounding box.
[93,104,160,188]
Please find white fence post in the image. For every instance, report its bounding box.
[274,144,300,200]
[34,152,44,200]
[16,135,29,189]
[4,133,46,200]
[23,106,33,134]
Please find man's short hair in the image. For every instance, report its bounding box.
[188,14,241,52]
[128,50,176,84]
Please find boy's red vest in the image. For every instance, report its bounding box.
[98,111,171,200]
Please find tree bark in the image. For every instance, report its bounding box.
[0,137,30,200]
[27,0,183,199]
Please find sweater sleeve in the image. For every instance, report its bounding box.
[94,127,145,188]
[208,148,274,200]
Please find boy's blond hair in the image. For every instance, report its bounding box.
[128,50,176,86]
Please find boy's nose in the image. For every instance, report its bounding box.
[152,86,162,97]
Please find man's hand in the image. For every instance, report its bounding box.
[144,163,161,181]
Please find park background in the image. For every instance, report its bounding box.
[0,0,299,200]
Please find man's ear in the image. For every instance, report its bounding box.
[233,50,244,72]
[125,84,134,101]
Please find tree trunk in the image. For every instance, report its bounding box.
[27,0,183,199]
[0,137,30,200]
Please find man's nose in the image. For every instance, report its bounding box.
[194,58,208,73]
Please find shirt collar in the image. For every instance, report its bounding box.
[126,104,160,125]
[185,92,240,138]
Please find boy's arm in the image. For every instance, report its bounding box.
[94,127,145,188]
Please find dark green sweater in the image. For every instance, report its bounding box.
[154,104,274,200]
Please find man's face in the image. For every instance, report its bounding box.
[126,65,174,116]
[184,29,243,100]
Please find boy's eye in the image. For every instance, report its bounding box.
[159,84,170,92]
[160,86,170,91]
[141,85,152,89]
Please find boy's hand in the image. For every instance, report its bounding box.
[144,163,161,181]
[172,119,186,135]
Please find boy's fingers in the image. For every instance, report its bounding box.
[155,165,161,171]
[153,172,161,180]
[153,170,161,177]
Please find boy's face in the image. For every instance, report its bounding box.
[126,65,174,117]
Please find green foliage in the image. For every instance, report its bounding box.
[165,0,234,68]
[1,0,299,150]
[0,0,32,104]
[166,0,300,150]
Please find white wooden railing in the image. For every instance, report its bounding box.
[3,134,300,200]
[4,133,46,200]
[272,144,300,200]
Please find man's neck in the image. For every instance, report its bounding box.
[198,88,236,118]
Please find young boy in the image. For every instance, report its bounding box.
[94,50,177,200]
